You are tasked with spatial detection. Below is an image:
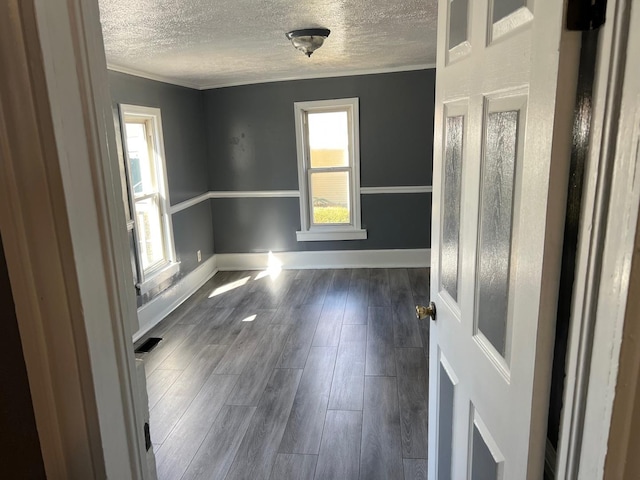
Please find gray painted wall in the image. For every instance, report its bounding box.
[108,69,434,278]
[108,72,214,305]
[204,70,434,253]
[210,194,430,254]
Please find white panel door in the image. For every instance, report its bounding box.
[428,0,579,478]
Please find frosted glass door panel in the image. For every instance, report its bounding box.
[476,110,519,357]
[449,0,469,48]
[493,0,526,23]
[441,115,464,301]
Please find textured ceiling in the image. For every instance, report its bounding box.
[98,0,438,89]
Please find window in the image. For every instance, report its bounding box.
[294,98,366,241]
[119,105,177,293]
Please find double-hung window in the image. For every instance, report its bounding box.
[119,104,178,293]
[294,98,366,241]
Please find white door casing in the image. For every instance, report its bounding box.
[0,0,151,478]
[429,1,579,479]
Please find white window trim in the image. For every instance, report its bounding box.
[119,104,178,291]
[294,98,367,242]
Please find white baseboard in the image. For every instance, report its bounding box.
[215,248,431,271]
[134,255,218,342]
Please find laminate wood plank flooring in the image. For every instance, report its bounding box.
[145,368,181,411]
[249,269,298,308]
[213,310,277,375]
[275,305,323,369]
[328,324,366,411]
[311,305,344,347]
[225,324,292,406]
[280,269,315,307]
[344,268,370,324]
[141,324,196,376]
[365,307,397,376]
[134,267,431,480]
[323,268,351,309]
[403,458,428,480]
[389,269,424,348]
[360,376,404,480]
[149,344,229,444]
[205,305,271,346]
[303,269,334,305]
[156,308,235,370]
[408,267,430,296]
[279,346,337,454]
[396,347,429,459]
[181,405,256,480]
[314,409,362,480]
[369,268,391,306]
[155,374,238,480]
[270,454,318,480]
[225,368,303,480]
[208,271,255,309]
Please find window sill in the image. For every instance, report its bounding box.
[296,228,367,242]
[137,261,180,295]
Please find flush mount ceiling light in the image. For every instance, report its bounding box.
[285,28,331,57]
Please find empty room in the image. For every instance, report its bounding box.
[3,0,640,479]
[104,1,433,477]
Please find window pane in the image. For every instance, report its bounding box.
[310,171,350,224]
[308,111,349,167]
[125,122,157,196]
[135,195,166,271]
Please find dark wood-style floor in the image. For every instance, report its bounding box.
[136,268,431,480]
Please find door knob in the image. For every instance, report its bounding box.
[416,302,436,321]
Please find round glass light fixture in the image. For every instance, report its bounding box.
[285,28,331,57]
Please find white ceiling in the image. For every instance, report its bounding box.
[98,0,438,90]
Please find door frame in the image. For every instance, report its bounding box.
[0,0,635,478]
[0,0,146,478]
[555,0,640,477]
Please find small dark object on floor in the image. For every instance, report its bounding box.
[135,337,162,354]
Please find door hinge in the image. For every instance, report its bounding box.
[567,0,606,31]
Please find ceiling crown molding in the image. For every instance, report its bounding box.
[107,63,436,91]
[107,63,201,89]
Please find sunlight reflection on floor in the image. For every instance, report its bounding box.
[208,252,283,298]
[208,276,250,298]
